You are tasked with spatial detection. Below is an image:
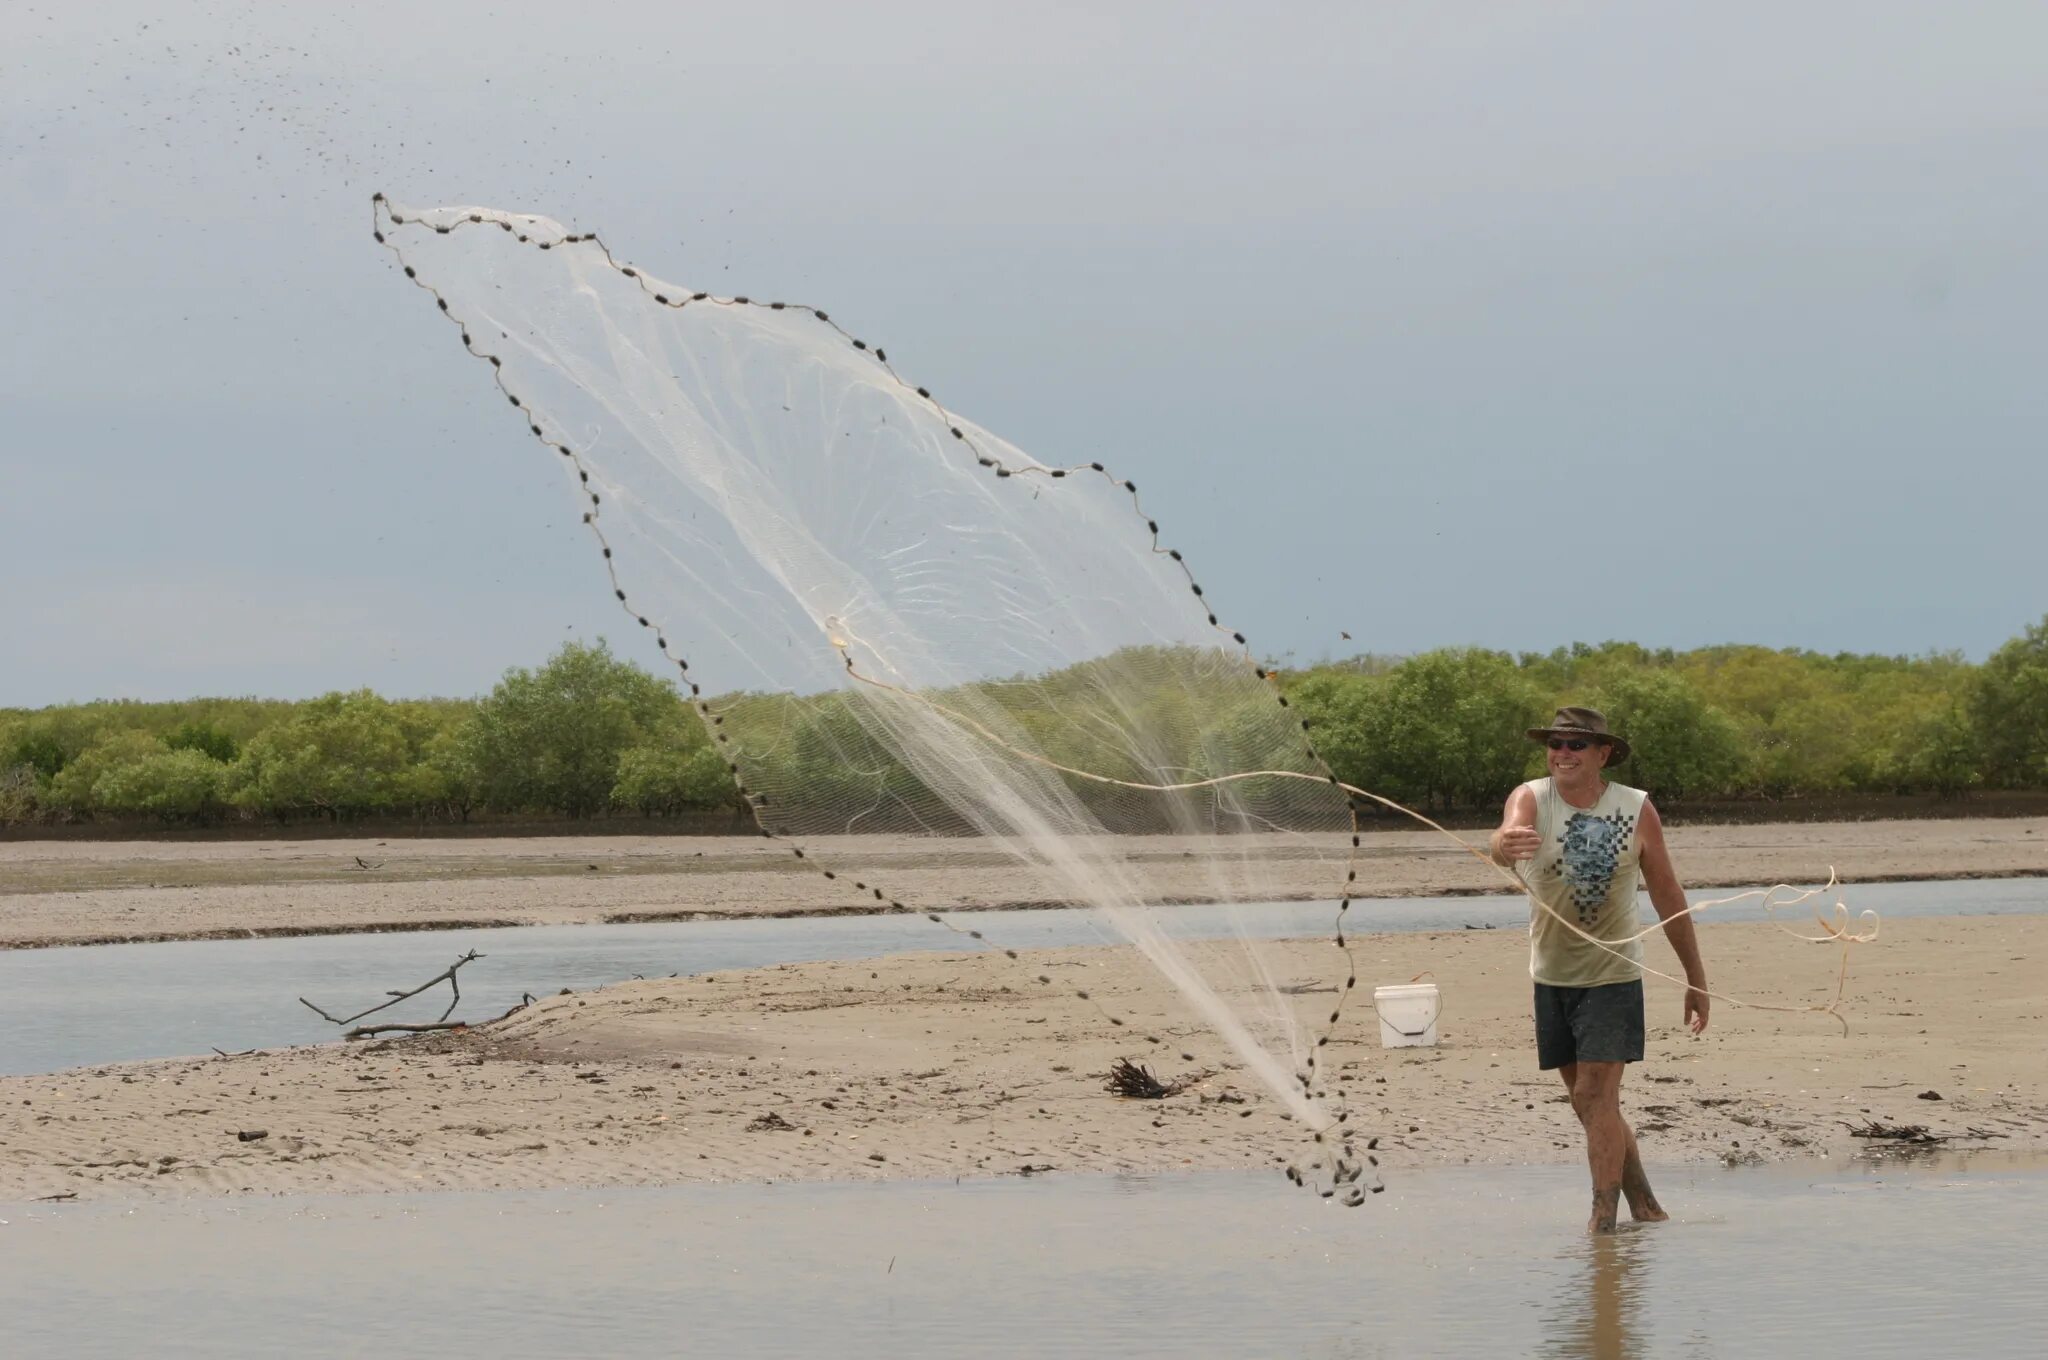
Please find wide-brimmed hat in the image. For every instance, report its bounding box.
[1525,706,1631,766]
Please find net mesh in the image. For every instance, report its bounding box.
[375,197,1376,1196]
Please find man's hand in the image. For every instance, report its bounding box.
[1493,825,1540,862]
[1684,986,1710,1034]
[1490,785,1539,868]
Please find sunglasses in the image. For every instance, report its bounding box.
[1547,737,1599,751]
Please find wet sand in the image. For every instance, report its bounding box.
[4,913,2042,1202]
[2,816,2041,949]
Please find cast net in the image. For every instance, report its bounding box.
[375,197,1380,1196]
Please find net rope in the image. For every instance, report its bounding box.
[372,196,1875,1202]
[834,653,1877,1029]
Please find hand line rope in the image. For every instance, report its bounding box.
[830,639,1878,1032]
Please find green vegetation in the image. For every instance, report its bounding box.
[1286,637,2000,811]
[3,621,2044,830]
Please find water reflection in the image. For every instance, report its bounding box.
[1540,1230,1649,1360]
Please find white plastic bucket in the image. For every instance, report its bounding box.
[1373,982,1441,1048]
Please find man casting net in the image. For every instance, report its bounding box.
[373,197,1873,1205]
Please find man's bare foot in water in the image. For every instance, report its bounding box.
[1623,1145,1669,1223]
[1588,1187,1621,1234]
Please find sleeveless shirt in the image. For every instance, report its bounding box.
[1522,776,1648,987]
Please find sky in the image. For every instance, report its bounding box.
[3,1,2044,707]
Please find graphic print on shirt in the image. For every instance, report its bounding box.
[1557,809,1637,924]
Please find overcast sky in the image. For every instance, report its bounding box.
[4,1,2043,707]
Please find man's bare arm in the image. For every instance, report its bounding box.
[1637,798,1709,1033]
[1489,783,1538,867]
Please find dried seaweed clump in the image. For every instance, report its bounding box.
[1105,1057,1194,1099]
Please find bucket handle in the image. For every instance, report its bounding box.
[1379,981,1441,1037]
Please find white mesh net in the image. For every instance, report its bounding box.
[376,198,1378,1198]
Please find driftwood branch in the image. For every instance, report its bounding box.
[342,992,538,1041]
[301,950,485,1029]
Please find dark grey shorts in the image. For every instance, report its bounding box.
[1533,980,1645,1070]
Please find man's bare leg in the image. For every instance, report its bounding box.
[1560,1062,1665,1231]
[1620,1122,1667,1222]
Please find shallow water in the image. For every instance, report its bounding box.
[1,1154,2041,1358]
[1,877,2041,1076]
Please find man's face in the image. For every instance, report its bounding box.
[1546,735,1609,778]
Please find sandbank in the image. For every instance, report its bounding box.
[4,913,2041,1203]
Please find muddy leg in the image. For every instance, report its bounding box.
[1621,1123,1667,1222]
[1569,1061,1630,1234]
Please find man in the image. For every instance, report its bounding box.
[1488,706,1710,1233]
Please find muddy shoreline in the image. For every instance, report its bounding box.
[3,817,2041,951]
[4,867,2044,951]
